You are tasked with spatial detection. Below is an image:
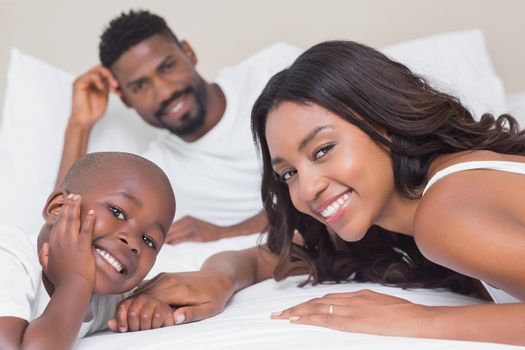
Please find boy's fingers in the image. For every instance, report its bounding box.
[127,298,147,331]
[139,301,157,331]
[38,242,50,270]
[80,209,96,246]
[160,313,175,328]
[64,194,80,238]
[115,300,133,332]
[107,318,118,332]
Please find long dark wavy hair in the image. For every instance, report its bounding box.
[251,40,525,294]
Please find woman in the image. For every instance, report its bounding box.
[112,41,525,345]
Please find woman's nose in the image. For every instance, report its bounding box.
[297,169,328,202]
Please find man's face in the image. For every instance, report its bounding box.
[112,34,208,138]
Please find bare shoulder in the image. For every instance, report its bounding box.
[414,151,525,299]
[0,317,27,350]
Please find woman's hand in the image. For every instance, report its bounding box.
[39,194,96,291]
[128,270,237,325]
[271,289,431,337]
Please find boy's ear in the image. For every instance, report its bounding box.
[42,190,68,224]
[180,40,198,66]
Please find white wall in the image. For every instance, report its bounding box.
[1,0,524,111]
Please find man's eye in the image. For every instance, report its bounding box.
[132,81,145,93]
[110,206,125,220]
[313,144,335,160]
[161,62,174,72]
[142,234,156,250]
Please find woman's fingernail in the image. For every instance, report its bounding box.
[270,311,283,317]
[175,314,185,324]
[119,326,127,332]
[289,316,300,321]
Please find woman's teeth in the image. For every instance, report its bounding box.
[95,248,123,273]
[321,193,351,218]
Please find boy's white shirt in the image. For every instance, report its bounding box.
[0,224,129,338]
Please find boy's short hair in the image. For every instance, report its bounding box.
[99,9,180,68]
[61,152,174,200]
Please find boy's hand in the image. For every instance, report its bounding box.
[70,66,119,129]
[39,194,96,291]
[128,271,236,325]
[108,295,175,332]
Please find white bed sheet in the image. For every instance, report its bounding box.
[76,234,519,350]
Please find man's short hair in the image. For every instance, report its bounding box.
[99,10,179,68]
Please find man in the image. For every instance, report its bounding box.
[57,10,301,244]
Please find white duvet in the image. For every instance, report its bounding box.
[77,235,517,350]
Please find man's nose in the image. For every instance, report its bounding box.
[153,77,175,106]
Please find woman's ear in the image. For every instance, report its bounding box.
[42,190,68,224]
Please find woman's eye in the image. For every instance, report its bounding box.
[110,206,125,220]
[142,234,156,250]
[313,144,335,160]
[279,169,297,183]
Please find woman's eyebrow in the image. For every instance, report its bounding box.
[297,125,333,151]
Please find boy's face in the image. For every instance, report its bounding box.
[46,163,175,295]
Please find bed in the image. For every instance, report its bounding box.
[0,30,524,349]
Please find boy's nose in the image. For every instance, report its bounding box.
[119,236,139,254]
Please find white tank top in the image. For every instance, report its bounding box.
[423,160,525,304]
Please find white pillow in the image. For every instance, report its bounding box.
[0,49,162,235]
[383,29,506,118]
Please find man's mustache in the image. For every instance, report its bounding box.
[154,87,193,119]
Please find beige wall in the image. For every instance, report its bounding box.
[1,0,524,111]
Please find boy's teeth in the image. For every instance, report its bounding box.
[95,248,123,273]
[321,193,351,219]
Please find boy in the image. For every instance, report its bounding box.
[0,152,176,350]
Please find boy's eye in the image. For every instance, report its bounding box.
[110,206,125,220]
[142,234,156,250]
[313,143,335,160]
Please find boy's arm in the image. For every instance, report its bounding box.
[0,317,27,350]
[19,283,92,350]
[55,66,118,187]
[19,196,96,349]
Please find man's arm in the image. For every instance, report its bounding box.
[55,66,118,187]
[166,210,268,245]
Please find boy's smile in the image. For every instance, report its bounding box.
[41,155,176,296]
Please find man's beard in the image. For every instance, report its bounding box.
[155,78,208,137]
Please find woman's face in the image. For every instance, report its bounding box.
[266,101,398,241]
